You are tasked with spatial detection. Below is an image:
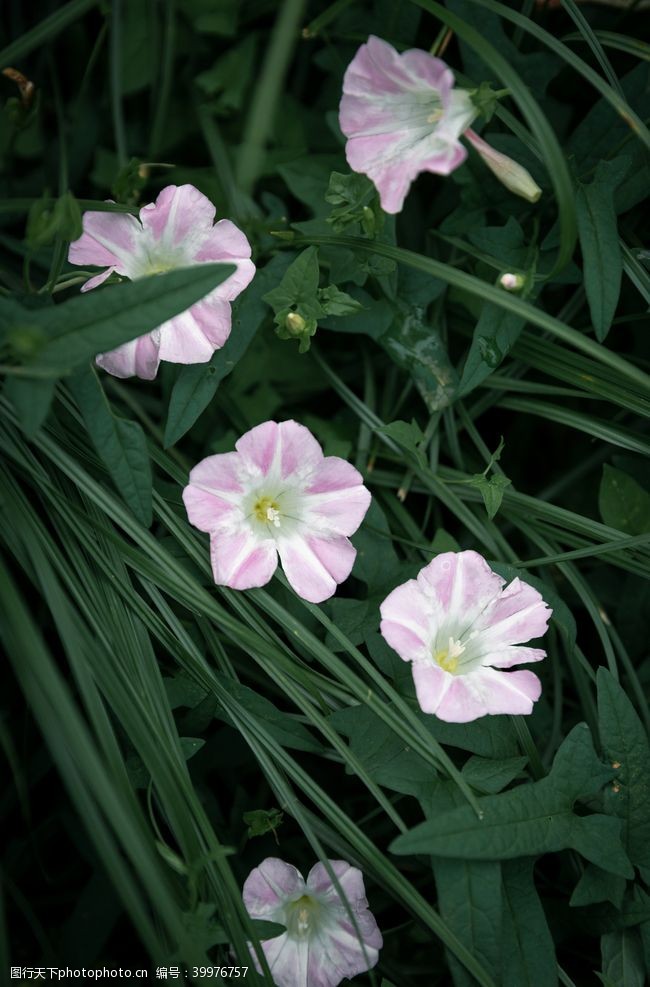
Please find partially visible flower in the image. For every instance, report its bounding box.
[339,36,543,213]
[68,184,255,379]
[465,129,542,203]
[183,420,371,603]
[499,272,526,291]
[339,35,476,214]
[380,550,551,723]
[242,857,382,987]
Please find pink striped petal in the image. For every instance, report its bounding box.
[278,420,324,479]
[210,529,277,590]
[81,267,116,292]
[379,581,430,660]
[68,209,141,273]
[416,550,504,619]
[474,577,552,648]
[236,421,280,476]
[187,451,244,494]
[156,308,217,364]
[95,331,161,380]
[243,858,304,917]
[139,184,216,247]
[482,645,547,669]
[278,535,356,603]
[182,486,241,533]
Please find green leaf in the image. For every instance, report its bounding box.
[164,673,208,710]
[325,171,381,234]
[22,263,235,374]
[459,304,526,397]
[467,472,511,520]
[435,858,502,987]
[391,725,633,877]
[317,284,364,317]
[328,705,434,797]
[377,419,426,467]
[243,808,284,838]
[599,465,650,535]
[570,863,627,909]
[380,302,458,412]
[4,375,56,437]
[214,674,323,754]
[68,368,152,525]
[597,668,650,871]
[600,929,645,987]
[112,158,147,204]
[501,859,558,987]
[462,755,528,795]
[576,159,626,341]
[164,255,288,446]
[429,715,520,760]
[179,737,205,761]
[26,191,82,248]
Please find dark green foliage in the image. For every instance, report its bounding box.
[1,1,649,984]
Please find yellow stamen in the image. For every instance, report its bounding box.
[254,495,281,526]
[433,636,465,674]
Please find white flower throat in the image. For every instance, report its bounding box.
[253,495,283,528]
[286,894,321,940]
[432,630,479,675]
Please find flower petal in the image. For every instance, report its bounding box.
[474,576,552,650]
[413,662,542,722]
[481,645,547,669]
[257,936,309,987]
[303,458,371,536]
[156,306,221,365]
[340,36,476,212]
[80,267,116,292]
[278,534,356,603]
[416,550,504,629]
[68,209,141,273]
[193,218,256,299]
[139,184,216,249]
[210,529,277,590]
[95,331,161,380]
[278,420,324,479]
[235,420,281,476]
[307,860,366,903]
[243,858,305,918]
[380,580,431,661]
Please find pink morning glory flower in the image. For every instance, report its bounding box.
[68,184,255,379]
[339,36,541,213]
[380,550,552,723]
[242,857,382,987]
[182,420,371,603]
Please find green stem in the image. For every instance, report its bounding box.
[238,0,306,193]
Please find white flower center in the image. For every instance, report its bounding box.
[253,495,283,528]
[285,894,321,940]
[433,636,466,674]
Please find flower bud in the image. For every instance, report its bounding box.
[465,129,542,203]
[499,272,525,291]
[285,311,307,336]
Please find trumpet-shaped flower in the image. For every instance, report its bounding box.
[242,857,382,987]
[339,36,542,213]
[68,184,255,379]
[183,420,371,603]
[380,550,551,722]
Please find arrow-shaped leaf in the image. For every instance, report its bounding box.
[391,724,632,877]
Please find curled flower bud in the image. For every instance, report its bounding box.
[285,311,307,336]
[465,129,542,203]
[499,272,525,291]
